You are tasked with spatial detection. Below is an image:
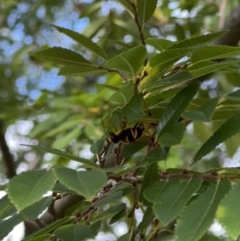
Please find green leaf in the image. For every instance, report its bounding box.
[156,71,193,86]
[226,89,240,101]
[150,59,240,87]
[53,182,78,195]
[90,221,102,236]
[23,217,71,241]
[21,196,52,219]
[29,112,69,138]
[105,45,146,74]
[159,122,185,146]
[111,182,134,193]
[176,179,231,241]
[141,60,182,85]
[90,138,105,154]
[59,65,104,76]
[183,97,219,122]
[122,142,148,159]
[139,163,159,204]
[54,167,107,200]
[29,234,52,241]
[115,0,135,15]
[52,25,108,60]
[156,83,199,139]
[24,145,100,169]
[52,126,82,149]
[217,183,240,240]
[225,133,240,158]
[168,31,228,50]
[212,109,237,121]
[108,81,134,105]
[94,203,126,221]
[137,0,158,23]
[193,122,212,143]
[153,178,202,225]
[193,112,240,163]
[144,146,165,164]
[0,195,17,220]
[31,47,91,66]
[7,169,56,211]
[82,16,107,38]
[42,118,83,138]
[0,213,24,240]
[149,48,189,67]
[144,179,180,204]
[146,38,174,51]
[109,208,126,224]
[190,59,240,77]
[191,46,240,63]
[118,232,131,241]
[54,224,93,241]
[94,191,124,207]
[137,207,155,229]
[120,93,145,120]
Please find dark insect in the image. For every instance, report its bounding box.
[109,122,145,143]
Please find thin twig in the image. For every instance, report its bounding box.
[125,0,147,66]
[109,171,240,182]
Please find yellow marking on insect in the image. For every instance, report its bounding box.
[115,130,122,135]
[132,129,138,139]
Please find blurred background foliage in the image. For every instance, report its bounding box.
[1,0,240,212]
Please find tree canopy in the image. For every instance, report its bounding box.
[1,1,240,241]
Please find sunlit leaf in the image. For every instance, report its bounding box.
[217,183,240,240]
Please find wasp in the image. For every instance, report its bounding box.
[109,122,145,144]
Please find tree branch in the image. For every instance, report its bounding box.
[0,120,16,179]
[214,5,240,46]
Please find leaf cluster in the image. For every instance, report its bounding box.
[2,1,240,241]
